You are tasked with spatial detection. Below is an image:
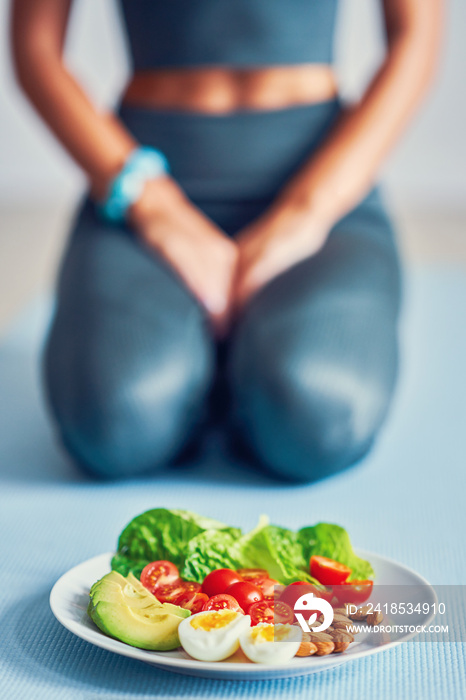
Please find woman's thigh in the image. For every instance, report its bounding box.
[229,188,402,482]
[44,199,215,478]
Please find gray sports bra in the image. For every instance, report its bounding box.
[117,0,339,69]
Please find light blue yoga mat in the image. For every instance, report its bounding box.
[0,265,465,699]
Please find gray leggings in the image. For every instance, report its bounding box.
[43,102,402,482]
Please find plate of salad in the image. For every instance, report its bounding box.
[50,508,436,680]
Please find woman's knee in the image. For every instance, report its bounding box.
[231,341,396,483]
[43,316,214,479]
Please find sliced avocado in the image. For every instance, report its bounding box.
[126,572,151,594]
[90,571,164,611]
[90,601,190,650]
[90,571,144,596]
[88,571,190,650]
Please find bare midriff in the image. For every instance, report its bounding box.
[122,65,338,114]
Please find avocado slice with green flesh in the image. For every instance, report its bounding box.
[88,571,190,650]
[90,571,146,597]
[90,571,163,610]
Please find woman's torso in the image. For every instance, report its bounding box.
[119,0,340,113]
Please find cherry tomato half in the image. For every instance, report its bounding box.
[273,601,295,624]
[153,579,202,603]
[202,569,243,598]
[174,590,209,614]
[249,600,294,626]
[252,577,279,598]
[140,560,179,593]
[224,581,263,612]
[178,581,202,594]
[236,568,269,580]
[202,594,244,613]
[310,556,351,586]
[153,582,185,603]
[332,580,374,605]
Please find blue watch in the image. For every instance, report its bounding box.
[99,146,169,223]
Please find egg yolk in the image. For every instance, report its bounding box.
[251,625,290,643]
[190,611,238,631]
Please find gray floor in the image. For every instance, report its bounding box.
[0,202,465,332]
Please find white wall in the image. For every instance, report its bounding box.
[0,0,465,208]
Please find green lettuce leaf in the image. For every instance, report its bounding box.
[180,529,242,582]
[111,508,238,578]
[110,508,373,586]
[298,522,374,581]
[235,516,318,585]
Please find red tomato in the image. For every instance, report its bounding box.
[288,581,333,600]
[202,569,243,598]
[153,582,185,603]
[273,600,295,624]
[236,568,269,580]
[153,580,201,602]
[310,556,351,586]
[174,591,209,614]
[248,600,274,625]
[252,577,279,598]
[332,580,374,605]
[202,594,244,613]
[140,561,179,593]
[178,581,201,594]
[224,581,263,612]
[310,584,334,604]
[249,600,294,626]
[279,583,334,613]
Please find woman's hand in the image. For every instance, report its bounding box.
[234,202,332,311]
[232,0,444,317]
[130,177,238,335]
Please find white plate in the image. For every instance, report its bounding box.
[50,550,436,680]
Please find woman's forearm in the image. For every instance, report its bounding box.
[278,0,443,225]
[11,0,136,199]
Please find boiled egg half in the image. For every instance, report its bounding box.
[239,623,302,664]
[178,609,251,661]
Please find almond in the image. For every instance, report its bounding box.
[332,620,355,633]
[305,631,335,655]
[332,612,351,620]
[306,631,334,644]
[366,610,383,625]
[332,607,349,617]
[342,603,357,617]
[349,604,372,621]
[314,640,335,655]
[328,628,355,644]
[295,640,318,657]
[332,613,353,624]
